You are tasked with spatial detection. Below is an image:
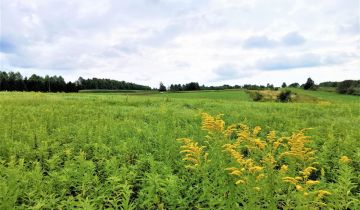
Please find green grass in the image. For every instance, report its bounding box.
[0,90,359,209]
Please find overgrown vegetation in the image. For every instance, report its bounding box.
[0,90,358,209]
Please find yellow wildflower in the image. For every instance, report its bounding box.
[282,177,298,185]
[178,138,207,169]
[317,190,331,199]
[252,126,262,136]
[280,165,288,173]
[201,113,225,133]
[237,124,250,140]
[254,139,266,150]
[296,185,303,191]
[249,166,263,173]
[223,144,245,164]
[224,124,237,138]
[301,166,317,178]
[256,174,265,180]
[280,129,315,162]
[262,154,276,166]
[306,180,320,186]
[235,179,246,185]
[266,131,276,142]
[339,156,351,164]
[295,176,303,181]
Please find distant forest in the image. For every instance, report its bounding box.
[0,71,359,95]
[0,71,151,92]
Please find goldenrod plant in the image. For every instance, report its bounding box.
[178,113,358,209]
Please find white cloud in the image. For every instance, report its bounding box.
[1,0,359,87]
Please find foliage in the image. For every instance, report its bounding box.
[289,82,300,88]
[169,82,200,91]
[159,82,167,92]
[252,91,264,101]
[0,71,151,92]
[0,90,358,209]
[303,77,317,90]
[277,90,292,102]
[336,80,360,95]
[178,113,359,209]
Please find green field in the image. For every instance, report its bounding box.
[0,90,359,209]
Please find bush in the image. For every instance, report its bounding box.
[336,80,360,95]
[277,90,292,102]
[252,91,263,101]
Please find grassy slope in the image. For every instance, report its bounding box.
[0,90,359,208]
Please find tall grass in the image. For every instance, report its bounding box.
[0,91,358,209]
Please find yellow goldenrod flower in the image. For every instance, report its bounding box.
[254,139,266,150]
[280,165,288,173]
[201,113,225,133]
[306,180,320,186]
[224,124,237,138]
[178,138,207,169]
[252,126,262,136]
[317,190,331,199]
[279,129,314,162]
[339,156,351,164]
[296,185,303,191]
[256,174,265,180]
[295,176,303,181]
[266,131,276,142]
[237,124,250,140]
[235,179,246,185]
[223,144,246,164]
[249,166,263,173]
[301,167,317,178]
[282,177,298,185]
[230,170,242,176]
[262,154,276,166]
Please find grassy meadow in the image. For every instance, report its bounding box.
[0,90,359,209]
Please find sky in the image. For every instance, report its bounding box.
[0,0,359,87]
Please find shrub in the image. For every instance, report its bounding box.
[252,91,263,101]
[277,90,292,102]
[336,80,360,95]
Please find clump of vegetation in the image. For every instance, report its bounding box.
[336,80,360,95]
[277,90,292,102]
[252,91,264,101]
[303,77,317,90]
[178,113,358,209]
[159,82,167,92]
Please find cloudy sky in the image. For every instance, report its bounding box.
[0,0,359,87]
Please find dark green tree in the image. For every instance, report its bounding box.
[303,77,316,90]
[159,82,166,92]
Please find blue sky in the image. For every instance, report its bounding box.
[0,0,359,87]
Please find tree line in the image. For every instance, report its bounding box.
[319,80,360,95]
[0,71,151,92]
